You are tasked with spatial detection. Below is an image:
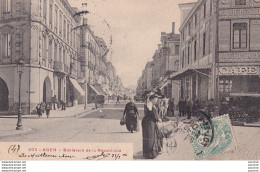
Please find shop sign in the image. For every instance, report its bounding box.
[219,8,260,19]
[219,52,260,63]
[219,66,259,75]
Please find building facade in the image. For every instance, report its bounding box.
[171,0,214,107]
[152,23,180,99]
[172,0,260,115]
[0,0,85,113]
[81,18,115,103]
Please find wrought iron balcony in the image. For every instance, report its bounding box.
[53,61,63,72]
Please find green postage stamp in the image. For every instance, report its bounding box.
[191,114,237,158]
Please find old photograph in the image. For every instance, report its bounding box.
[0,0,260,161]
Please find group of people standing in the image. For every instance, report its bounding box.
[36,95,66,118]
[177,97,200,119]
[122,91,227,159]
[121,92,167,159]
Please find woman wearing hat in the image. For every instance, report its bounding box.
[142,93,161,159]
[122,97,140,133]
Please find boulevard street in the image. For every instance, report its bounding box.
[0,102,259,160]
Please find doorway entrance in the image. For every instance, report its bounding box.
[0,78,9,111]
[43,77,52,102]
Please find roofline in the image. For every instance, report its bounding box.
[179,0,205,31]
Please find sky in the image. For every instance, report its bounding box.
[68,0,196,88]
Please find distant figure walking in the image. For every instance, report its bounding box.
[45,103,52,118]
[178,98,185,117]
[185,97,193,119]
[51,95,58,110]
[60,100,66,110]
[123,98,139,133]
[116,96,120,104]
[36,104,43,118]
[167,98,174,117]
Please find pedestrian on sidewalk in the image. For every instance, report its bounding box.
[51,95,58,110]
[122,97,139,133]
[207,98,215,118]
[192,97,200,117]
[45,103,52,118]
[36,104,43,118]
[60,100,66,110]
[167,98,175,117]
[185,97,193,119]
[178,98,184,117]
[116,96,120,104]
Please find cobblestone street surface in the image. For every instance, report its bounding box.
[0,103,259,160]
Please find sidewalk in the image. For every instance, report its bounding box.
[0,103,96,139]
[0,103,96,119]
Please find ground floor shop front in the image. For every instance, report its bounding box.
[0,65,85,114]
[218,67,260,125]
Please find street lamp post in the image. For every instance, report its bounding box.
[16,59,24,130]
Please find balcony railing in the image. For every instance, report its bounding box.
[53,61,63,72]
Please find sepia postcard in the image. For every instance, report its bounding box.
[0,0,260,162]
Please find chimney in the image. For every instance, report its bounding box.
[172,22,175,34]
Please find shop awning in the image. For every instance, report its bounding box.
[69,78,85,96]
[89,84,101,95]
[90,84,106,95]
[170,65,211,80]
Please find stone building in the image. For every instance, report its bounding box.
[81,18,112,103]
[152,22,180,99]
[171,0,260,110]
[0,0,84,114]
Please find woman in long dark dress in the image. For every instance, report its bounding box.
[142,94,161,159]
[123,98,139,133]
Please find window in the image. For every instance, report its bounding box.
[59,47,62,62]
[59,12,62,36]
[203,3,206,18]
[203,32,206,56]
[235,0,246,5]
[233,23,247,49]
[3,0,11,13]
[48,40,52,61]
[175,45,179,55]
[67,22,70,43]
[54,6,58,33]
[49,1,53,27]
[42,36,47,65]
[194,14,197,27]
[54,44,57,61]
[3,34,11,57]
[43,0,47,19]
[210,0,212,15]
[194,40,197,61]
[182,30,185,41]
[187,44,190,64]
[219,80,232,93]
[182,51,185,68]
[63,18,66,40]
[188,22,191,35]
[175,60,179,71]
[63,49,66,66]
[70,24,73,46]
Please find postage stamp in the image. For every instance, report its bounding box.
[191,115,237,158]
